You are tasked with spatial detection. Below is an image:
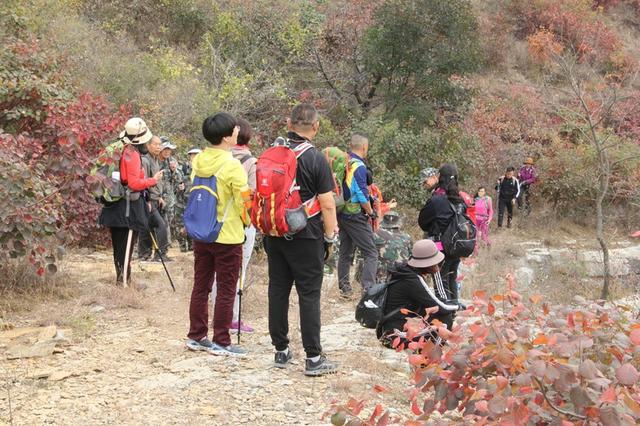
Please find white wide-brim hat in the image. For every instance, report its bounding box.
[119,117,153,145]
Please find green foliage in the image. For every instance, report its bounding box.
[361,0,482,122]
[357,118,481,208]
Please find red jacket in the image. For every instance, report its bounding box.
[120,145,157,191]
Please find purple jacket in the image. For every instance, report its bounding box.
[519,165,537,185]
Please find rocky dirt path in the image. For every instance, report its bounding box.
[0,249,413,425]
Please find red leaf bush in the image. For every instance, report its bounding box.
[0,37,130,277]
[329,275,640,424]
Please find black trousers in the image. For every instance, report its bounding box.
[110,227,138,283]
[440,256,460,301]
[497,197,514,227]
[265,236,324,358]
[138,201,169,257]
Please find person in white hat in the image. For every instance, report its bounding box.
[182,147,202,179]
[99,118,164,285]
[376,239,462,348]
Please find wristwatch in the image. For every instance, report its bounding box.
[324,233,337,244]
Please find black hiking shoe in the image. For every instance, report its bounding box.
[339,286,353,299]
[304,355,338,377]
[274,348,293,368]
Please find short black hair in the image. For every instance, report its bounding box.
[290,103,318,130]
[202,112,236,145]
[236,117,253,146]
[506,166,515,172]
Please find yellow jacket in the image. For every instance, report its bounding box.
[191,147,251,245]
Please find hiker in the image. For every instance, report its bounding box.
[421,167,440,194]
[376,239,461,348]
[211,117,258,334]
[474,187,493,247]
[175,148,201,252]
[417,163,466,303]
[182,147,201,180]
[137,136,171,262]
[99,117,163,284]
[173,176,190,252]
[495,166,520,229]
[517,157,537,213]
[165,158,184,244]
[337,134,379,298]
[376,211,412,282]
[185,112,252,356]
[159,139,181,243]
[261,103,338,376]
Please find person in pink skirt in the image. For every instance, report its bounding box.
[474,187,493,248]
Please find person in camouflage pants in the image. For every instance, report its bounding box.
[163,158,183,244]
[355,211,412,284]
[173,174,191,252]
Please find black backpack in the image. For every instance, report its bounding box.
[355,278,400,329]
[441,202,476,258]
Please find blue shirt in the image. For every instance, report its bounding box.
[342,152,369,205]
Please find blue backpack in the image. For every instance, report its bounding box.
[183,169,231,243]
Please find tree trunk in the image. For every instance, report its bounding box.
[596,192,611,300]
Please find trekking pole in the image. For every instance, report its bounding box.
[122,229,133,288]
[237,262,246,345]
[149,230,176,292]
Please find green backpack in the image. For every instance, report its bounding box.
[90,140,126,203]
[322,147,349,212]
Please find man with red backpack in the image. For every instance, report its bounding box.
[253,103,338,376]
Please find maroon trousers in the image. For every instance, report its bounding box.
[188,241,242,347]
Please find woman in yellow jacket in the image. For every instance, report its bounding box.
[186,112,252,357]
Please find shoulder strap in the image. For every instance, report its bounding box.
[293,141,313,158]
[239,153,254,165]
[377,277,404,325]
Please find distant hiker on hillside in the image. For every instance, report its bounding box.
[258,103,338,376]
[377,239,461,348]
[138,136,171,262]
[495,166,520,229]
[518,157,537,214]
[99,118,163,285]
[185,112,252,357]
[211,117,258,334]
[418,163,466,304]
[338,134,379,298]
[474,186,493,247]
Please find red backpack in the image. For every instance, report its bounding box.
[251,137,321,237]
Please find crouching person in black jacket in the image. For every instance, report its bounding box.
[376,239,462,348]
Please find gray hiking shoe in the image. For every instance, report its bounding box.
[209,343,247,358]
[186,337,214,351]
[274,349,293,368]
[304,355,338,377]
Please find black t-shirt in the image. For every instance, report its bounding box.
[286,132,334,240]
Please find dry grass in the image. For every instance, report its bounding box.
[0,260,76,318]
